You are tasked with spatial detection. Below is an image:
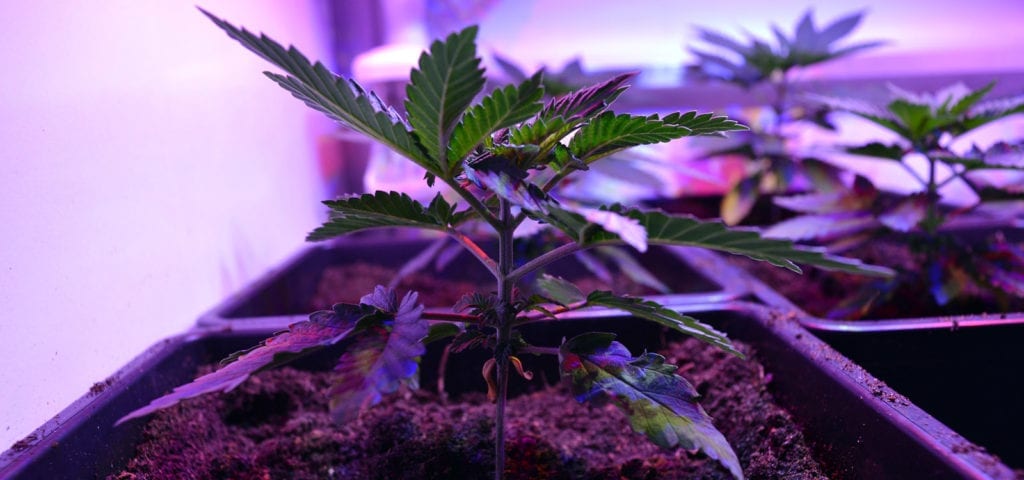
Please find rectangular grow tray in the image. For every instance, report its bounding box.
[695,244,1024,473]
[197,235,748,329]
[1,304,1014,479]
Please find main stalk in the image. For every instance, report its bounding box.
[493,199,516,480]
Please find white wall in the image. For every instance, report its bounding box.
[0,1,334,450]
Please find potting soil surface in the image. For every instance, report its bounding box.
[111,337,825,479]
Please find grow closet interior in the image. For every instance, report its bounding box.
[1,0,1023,478]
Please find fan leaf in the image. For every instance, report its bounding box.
[449,72,545,165]
[200,10,433,172]
[560,333,744,480]
[405,26,487,174]
[569,113,694,163]
[308,191,457,241]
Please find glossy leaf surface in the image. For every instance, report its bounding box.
[560,333,743,479]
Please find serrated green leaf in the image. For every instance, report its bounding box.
[560,333,743,480]
[585,292,739,356]
[308,191,455,241]
[200,10,433,172]
[535,274,586,306]
[585,206,894,277]
[449,73,545,165]
[569,112,694,162]
[661,110,748,137]
[404,26,486,174]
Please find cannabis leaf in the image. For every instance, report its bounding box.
[569,113,697,162]
[584,291,740,356]
[308,191,466,241]
[328,287,428,422]
[449,72,545,165]
[560,332,743,480]
[405,26,487,174]
[116,302,387,425]
[200,9,433,172]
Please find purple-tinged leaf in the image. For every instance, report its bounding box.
[539,73,634,122]
[560,333,743,480]
[577,206,648,252]
[878,194,929,232]
[329,287,427,422]
[763,212,878,242]
[116,302,382,425]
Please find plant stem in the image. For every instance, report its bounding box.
[443,177,502,230]
[507,242,582,284]
[447,228,499,279]
[493,198,515,480]
[520,345,560,356]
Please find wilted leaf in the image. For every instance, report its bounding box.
[116,302,386,425]
[329,287,428,422]
[560,332,743,480]
[721,174,761,226]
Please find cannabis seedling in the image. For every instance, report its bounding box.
[688,10,883,224]
[117,11,892,479]
[766,83,1024,317]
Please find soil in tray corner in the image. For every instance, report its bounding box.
[112,338,825,480]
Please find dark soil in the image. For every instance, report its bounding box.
[735,241,1024,319]
[310,262,658,311]
[112,338,825,479]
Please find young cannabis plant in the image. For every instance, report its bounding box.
[688,10,883,224]
[766,83,1024,318]
[117,11,892,479]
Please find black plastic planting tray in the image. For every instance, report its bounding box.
[197,236,748,329]
[0,304,1014,479]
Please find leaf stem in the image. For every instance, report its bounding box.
[443,177,501,230]
[507,242,583,284]
[421,311,479,323]
[520,345,560,356]
[513,300,590,326]
[446,228,499,278]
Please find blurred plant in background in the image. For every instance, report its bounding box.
[687,10,884,224]
[766,82,1024,318]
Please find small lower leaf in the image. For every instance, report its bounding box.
[329,287,427,422]
[116,302,384,425]
[560,332,743,480]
